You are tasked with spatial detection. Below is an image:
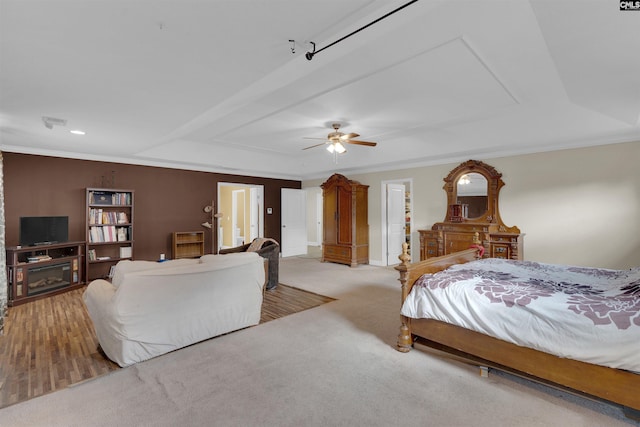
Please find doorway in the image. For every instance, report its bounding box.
[217,183,264,252]
[381,179,413,265]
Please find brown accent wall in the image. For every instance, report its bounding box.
[3,153,300,261]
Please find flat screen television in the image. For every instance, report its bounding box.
[19,216,69,246]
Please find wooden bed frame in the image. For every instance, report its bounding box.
[395,245,640,417]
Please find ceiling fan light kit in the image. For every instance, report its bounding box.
[327,142,346,154]
[303,123,377,158]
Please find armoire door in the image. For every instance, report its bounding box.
[337,186,352,245]
[323,188,337,245]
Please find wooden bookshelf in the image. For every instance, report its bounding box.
[86,188,134,280]
[172,231,205,259]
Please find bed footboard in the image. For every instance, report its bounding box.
[395,242,480,352]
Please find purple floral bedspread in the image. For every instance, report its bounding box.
[400,259,640,372]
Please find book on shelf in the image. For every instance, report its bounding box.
[106,225,116,242]
[117,212,129,224]
[89,209,129,225]
[88,249,97,261]
[89,191,132,206]
[119,246,132,259]
[90,191,112,205]
[96,256,111,261]
[89,226,99,243]
[89,208,102,224]
[89,225,125,243]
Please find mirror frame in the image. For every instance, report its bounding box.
[443,159,504,224]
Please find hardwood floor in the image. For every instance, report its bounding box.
[260,283,334,322]
[0,283,334,409]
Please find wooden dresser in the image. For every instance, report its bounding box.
[419,225,523,260]
[419,160,524,261]
[321,173,369,266]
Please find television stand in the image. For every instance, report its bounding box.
[5,241,85,306]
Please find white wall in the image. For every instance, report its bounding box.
[303,141,640,269]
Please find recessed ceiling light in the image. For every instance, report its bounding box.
[70,130,86,135]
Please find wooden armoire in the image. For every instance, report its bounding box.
[321,174,369,266]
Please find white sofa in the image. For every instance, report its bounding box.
[83,252,265,367]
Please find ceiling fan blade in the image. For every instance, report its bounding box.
[345,140,377,147]
[340,132,359,140]
[302,142,329,150]
[303,137,330,140]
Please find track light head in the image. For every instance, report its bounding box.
[305,41,316,60]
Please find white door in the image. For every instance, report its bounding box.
[281,188,307,257]
[386,183,406,265]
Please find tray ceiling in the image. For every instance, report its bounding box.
[1,0,639,180]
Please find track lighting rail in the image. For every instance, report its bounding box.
[305,0,419,61]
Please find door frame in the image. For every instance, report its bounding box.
[232,189,245,246]
[217,182,264,252]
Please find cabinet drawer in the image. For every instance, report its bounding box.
[324,245,350,257]
[323,245,352,264]
[491,244,511,259]
[424,239,438,258]
[490,235,518,243]
[444,232,476,254]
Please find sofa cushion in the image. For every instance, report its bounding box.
[111,258,199,287]
[199,252,261,266]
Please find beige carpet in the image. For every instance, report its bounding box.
[0,254,636,426]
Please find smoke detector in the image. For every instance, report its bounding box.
[42,116,67,129]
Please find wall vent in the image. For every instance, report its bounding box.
[42,116,67,129]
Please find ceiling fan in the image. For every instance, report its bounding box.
[303,123,377,154]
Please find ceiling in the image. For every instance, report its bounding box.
[1,0,639,181]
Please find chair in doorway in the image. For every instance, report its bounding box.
[219,238,280,290]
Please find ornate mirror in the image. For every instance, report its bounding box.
[443,160,504,224]
[456,172,488,219]
[419,160,522,262]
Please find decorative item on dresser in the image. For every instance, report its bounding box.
[321,173,369,266]
[419,160,524,261]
